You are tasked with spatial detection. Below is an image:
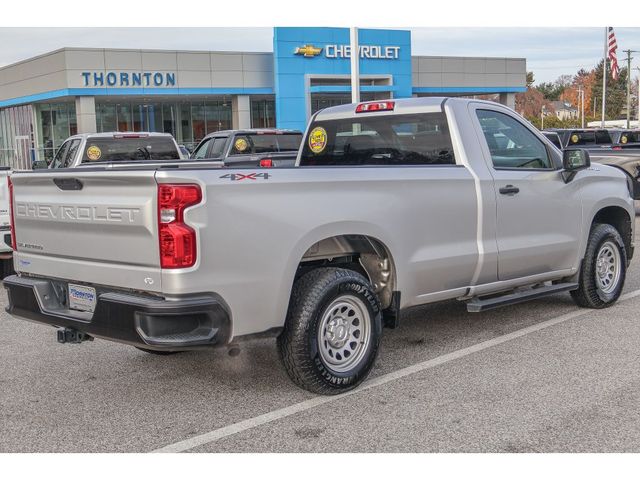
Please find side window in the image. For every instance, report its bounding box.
[209,138,227,158]
[51,141,71,169]
[192,138,213,160]
[477,110,552,170]
[63,139,81,168]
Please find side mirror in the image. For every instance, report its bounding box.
[562,149,590,183]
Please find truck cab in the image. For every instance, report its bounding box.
[191,129,302,167]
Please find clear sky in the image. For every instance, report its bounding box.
[2,27,640,84]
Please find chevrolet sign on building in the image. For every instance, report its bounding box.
[0,26,526,169]
[325,45,401,59]
[295,44,401,59]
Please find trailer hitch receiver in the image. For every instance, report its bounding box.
[57,327,94,344]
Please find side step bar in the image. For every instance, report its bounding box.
[466,282,578,313]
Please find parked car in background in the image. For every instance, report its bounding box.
[0,167,13,278]
[542,131,563,149]
[543,130,640,199]
[178,145,191,159]
[49,132,182,169]
[607,129,640,149]
[5,98,636,394]
[191,129,302,167]
[544,128,613,149]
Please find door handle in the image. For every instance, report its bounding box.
[499,185,520,195]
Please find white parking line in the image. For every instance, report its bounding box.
[151,289,640,453]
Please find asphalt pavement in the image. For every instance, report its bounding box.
[2,221,640,452]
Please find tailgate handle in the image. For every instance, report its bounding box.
[53,178,83,191]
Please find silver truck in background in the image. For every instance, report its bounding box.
[48,132,182,169]
[4,98,636,394]
[191,129,302,167]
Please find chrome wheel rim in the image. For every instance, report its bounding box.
[317,295,371,373]
[595,241,621,294]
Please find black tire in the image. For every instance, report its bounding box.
[277,267,382,395]
[135,347,182,355]
[0,258,14,280]
[571,223,627,309]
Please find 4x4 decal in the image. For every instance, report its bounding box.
[220,173,271,181]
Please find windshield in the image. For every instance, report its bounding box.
[80,137,180,163]
[229,133,302,155]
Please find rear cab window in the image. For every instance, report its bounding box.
[299,112,455,166]
[567,130,612,146]
[619,131,640,144]
[81,136,180,163]
[229,133,302,155]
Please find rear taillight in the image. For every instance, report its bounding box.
[157,184,202,269]
[355,101,395,113]
[8,176,15,250]
[259,158,273,168]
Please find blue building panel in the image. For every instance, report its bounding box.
[273,27,413,131]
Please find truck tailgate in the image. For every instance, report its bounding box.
[11,170,162,293]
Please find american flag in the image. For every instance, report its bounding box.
[608,27,620,80]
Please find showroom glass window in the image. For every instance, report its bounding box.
[35,102,77,163]
[95,100,232,152]
[251,99,276,128]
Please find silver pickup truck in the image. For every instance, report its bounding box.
[4,98,636,395]
[48,132,183,169]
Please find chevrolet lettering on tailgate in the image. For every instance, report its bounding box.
[15,203,141,224]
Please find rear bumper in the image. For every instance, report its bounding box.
[4,275,231,350]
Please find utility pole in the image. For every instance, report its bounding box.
[602,27,608,128]
[581,89,585,128]
[636,67,640,127]
[624,49,636,129]
[577,85,585,128]
[350,27,360,104]
[541,105,546,130]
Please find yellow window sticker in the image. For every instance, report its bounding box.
[309,127,328,154]
[621,135,628,144]
[234,138,248,152]
[86,145,102,161]
[570,134,579,144]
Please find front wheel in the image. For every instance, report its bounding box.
[278,267,382,395]
[571,223,627,309]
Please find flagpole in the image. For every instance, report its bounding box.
[602,27,608,128]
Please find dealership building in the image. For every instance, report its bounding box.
[0,27,526,168]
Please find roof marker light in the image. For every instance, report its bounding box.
[355,101,395,113]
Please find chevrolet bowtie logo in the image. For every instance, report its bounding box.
[294,45,322,57]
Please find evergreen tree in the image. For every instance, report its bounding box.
[590,59,628,119]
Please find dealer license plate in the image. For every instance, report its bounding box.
[68,284,97,313]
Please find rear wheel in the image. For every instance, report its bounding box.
[571,223,627,308]
[277,267,382,395]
